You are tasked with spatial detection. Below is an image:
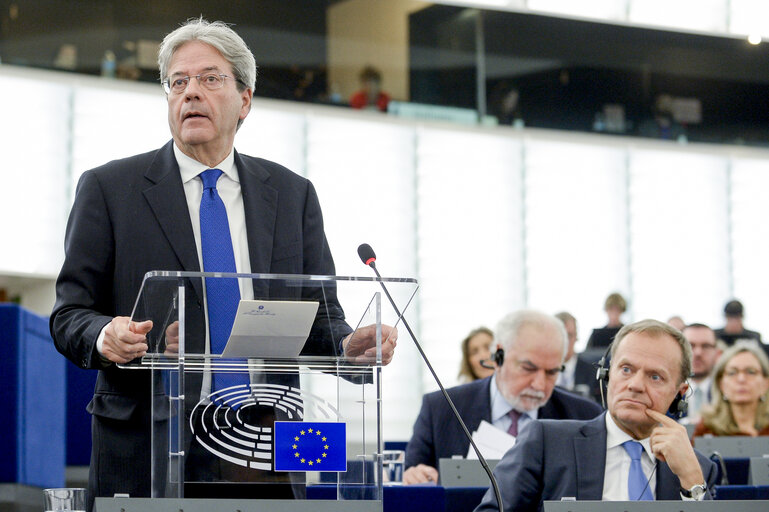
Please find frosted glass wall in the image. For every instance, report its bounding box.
[4,66,769,441]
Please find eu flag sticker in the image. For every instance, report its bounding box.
[273,421,347,472]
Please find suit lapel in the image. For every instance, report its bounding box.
[235,152,278,296]
[471,377,493,429]
[142,141,202,300]
[574,413,608,500]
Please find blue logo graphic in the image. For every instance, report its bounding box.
[273,421,347,472]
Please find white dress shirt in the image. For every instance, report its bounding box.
[175,143,253,294]
[602,412,703,501]
[175,144,254,395]
[489,374,538,436]
[602,412,657,500]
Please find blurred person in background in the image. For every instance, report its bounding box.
[680,324,722,424]
[458,326,495,383]
[668,316,686,332]
[715,299,762,346]
[555,312,578,390]
[349,65,390,112]
[693,341,769,437]
[586,292,627,349]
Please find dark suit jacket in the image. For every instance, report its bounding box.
[474,413,719,512]
[714,327,762,346]
[49,140,351,498]
[404,376,603,470]
[585,326,622,349]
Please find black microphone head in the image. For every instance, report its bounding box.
[357,243,377,267]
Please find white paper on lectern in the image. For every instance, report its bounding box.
[220,300,319,358]
[466,420,516,459]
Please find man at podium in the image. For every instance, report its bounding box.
[474,320,718,511]
[50,18,395,511]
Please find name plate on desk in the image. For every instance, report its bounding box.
[694,436,769,458]
[544,500,769,512]
[439,458,499,488]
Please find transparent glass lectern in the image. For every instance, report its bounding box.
[121,271,418,510]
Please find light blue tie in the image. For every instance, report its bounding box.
[199,169,247,393]
[622,440,654,500]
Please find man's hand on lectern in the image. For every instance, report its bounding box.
[102,316,152,364]
[342,324,398,365]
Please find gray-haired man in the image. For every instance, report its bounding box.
[51,19,395,509]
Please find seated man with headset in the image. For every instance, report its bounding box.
[474,319,718,511]
[404,310,603,484]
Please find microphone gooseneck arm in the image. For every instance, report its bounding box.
[357,243,503,511]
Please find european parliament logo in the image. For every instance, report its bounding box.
[274,421,347,472]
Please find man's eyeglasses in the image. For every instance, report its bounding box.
[162,73,245,94]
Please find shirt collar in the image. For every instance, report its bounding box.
[489,373,539,423]
[606,411,652,456]
[173,143,238,184]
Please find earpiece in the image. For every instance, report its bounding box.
[667,391,688,419]
[493,348,505,367]
[595,344,612,385]
[595,344,612,408]
[479,348,505,370]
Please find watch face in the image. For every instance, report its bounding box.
[690,484,707,500]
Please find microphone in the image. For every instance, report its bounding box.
[479,358,496,370]
[358,243,377,268]
[357,243,503,510]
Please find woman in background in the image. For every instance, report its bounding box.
[457,327,495,382]
[586,292,627,348]
[693,341,769,437]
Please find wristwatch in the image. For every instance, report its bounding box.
[680,483,707,500]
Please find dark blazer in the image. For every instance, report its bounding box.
[50,141,351,502]
[474,413,719,512]
[404,376,603,470]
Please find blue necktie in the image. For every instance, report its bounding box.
[199,169,247,393]
[622,440,653,500]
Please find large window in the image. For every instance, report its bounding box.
[3,1,769,146]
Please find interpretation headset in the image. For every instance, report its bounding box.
[493,348,505,367]
[482,348,566,375]
[479,348,505,370]
[595,342,688,419]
